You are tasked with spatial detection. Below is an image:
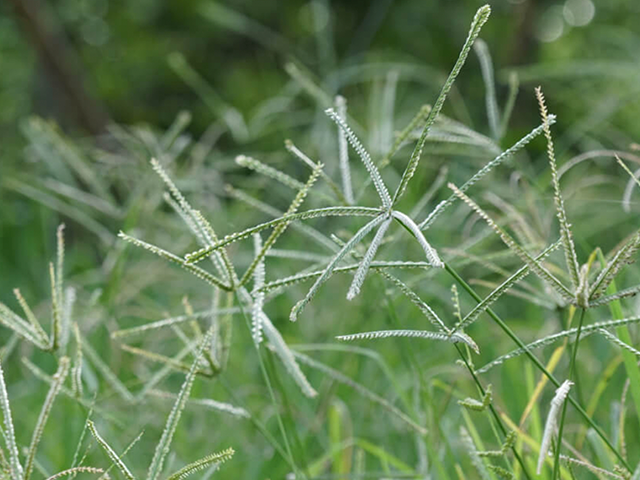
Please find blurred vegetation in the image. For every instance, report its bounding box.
[2,0,640,479]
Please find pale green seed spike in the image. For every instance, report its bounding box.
[289,215,386,321]
[293,350,426,434]
[111,309,239,339]
[325,108,391,209]
[117,232,231,291]
[150,158,227,260]
[536,87,581,292]
[487,465,515,479]
[71,323,83,397]
[537,380,573,475]
[165,447,234,480]
[163,191,231,283]
[391,5,491,206]
[261,261,430,293]
[449,183,574,303]
[49,262,62,351]
[453,240,561,333]
[559,455,626,479]
[476,315,640,374]
[251,234,265,345]
[376,270,449,333]
[599,328,640,357]
[459,385,492,412]
[87,421,136,480]
[419,116,555,230]
[261,313,317,398]
[336,329,478,354]
[590,231,640,299]
[119,344,202,375]
[235,155,305,191]
[617,154,640,189]
[478,431,517,458]
[347,216,392,300]
[225,184,338,252]
[183,206,383,264]
[391,210,443,267]
[24,357,70,480]
[56,224,65,313]
[146,327,214,480]
[590,284,640,307]
[45,466,105,480]
[473,39,500,141]
[239,162,324,287]
[335,96,354,204]
[12,288,48,344]
[192,210,236,287]
[0,303,48,348]
[285,139,346,204]
[0,360,23,480]
[451,284,462,323]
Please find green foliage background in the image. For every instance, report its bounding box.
[1,0,640,478]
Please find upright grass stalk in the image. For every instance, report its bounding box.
[443,263,630,471]
[454,345,532,480]
[552,308,586,479]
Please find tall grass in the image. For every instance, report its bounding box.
[1,4,640,480]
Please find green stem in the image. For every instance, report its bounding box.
[552,308,586,480]
[455,345,532,480]
[443,263,630,471]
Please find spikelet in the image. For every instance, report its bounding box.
[183,206,383,264]
[347,217,392,300]
[251,233,265,345]
[459,385,492,412]
[88,421,136,480]
[336,329,479,354]
[536,87,581,292]
[165,448,234,480]
[325,108,391,209]
[391,210,443,267]
[289,215,387,321]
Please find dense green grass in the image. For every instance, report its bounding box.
[2,2,640,480]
